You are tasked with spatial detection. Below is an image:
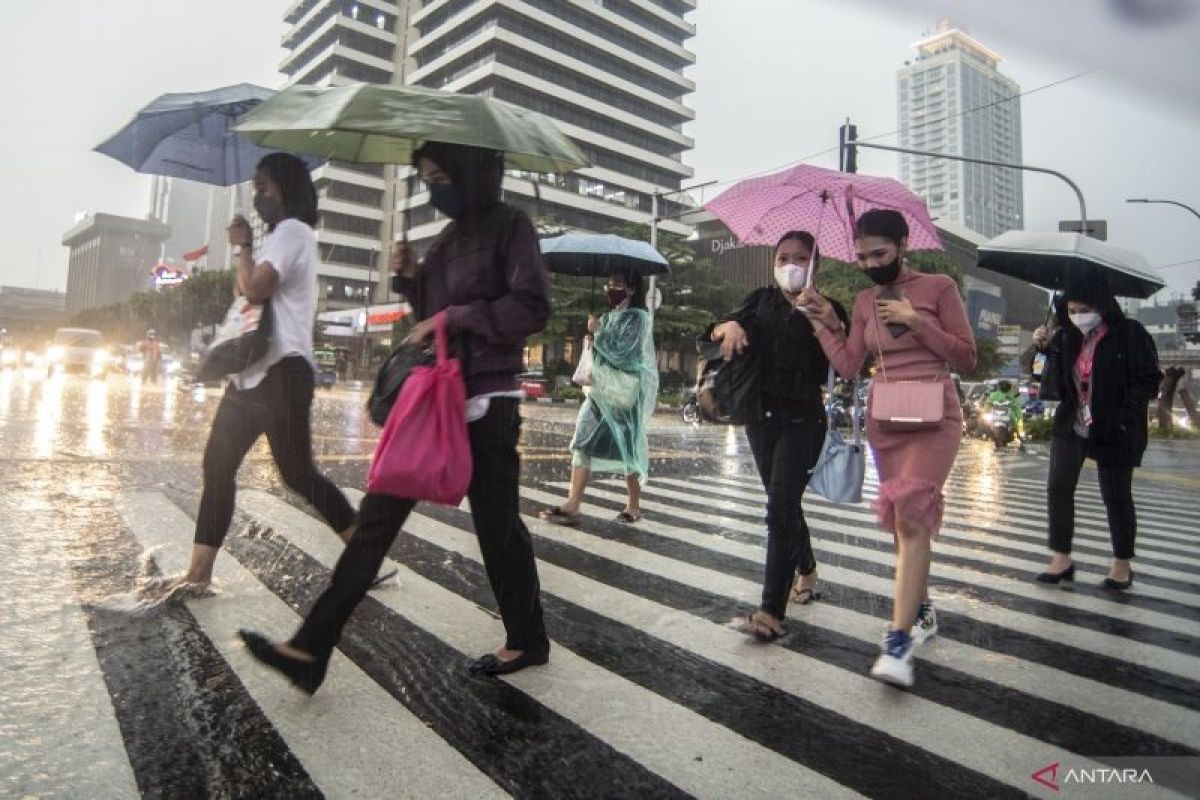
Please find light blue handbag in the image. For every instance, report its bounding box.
[808,366,866,504]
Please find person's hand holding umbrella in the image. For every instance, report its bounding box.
[797,287,842,334]
[1033,325,1052,349]
[390,240,417,280]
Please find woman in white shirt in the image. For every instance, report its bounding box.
[149,153,357,596]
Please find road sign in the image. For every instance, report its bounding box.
[1058,219,1107,240]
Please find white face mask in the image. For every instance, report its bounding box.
[774,264,809,294]
[1069,311,1101,334]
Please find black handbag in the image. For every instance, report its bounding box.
[195,298,273,382]
[367,341,436,426]
[695,336,761,425]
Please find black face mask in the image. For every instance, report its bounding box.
[864,256,902,285]
[254,193,285,226]
[429,183,467,219]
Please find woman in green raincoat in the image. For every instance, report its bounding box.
[541,269,658,525]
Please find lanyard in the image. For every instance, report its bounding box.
[1075,323,1108,405]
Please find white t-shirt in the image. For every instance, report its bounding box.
[233,218,317,391]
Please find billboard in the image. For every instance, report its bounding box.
[966,290,1005,340]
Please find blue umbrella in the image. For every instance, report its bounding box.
[94,83,321,186]
[540,233,670,277]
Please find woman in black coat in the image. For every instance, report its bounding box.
[710,230,848,640]
[1032,279,1162,590]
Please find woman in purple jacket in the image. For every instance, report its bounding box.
[240,142,552,693]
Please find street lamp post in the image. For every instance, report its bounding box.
[648,180,718,320]
[1126,198,1200,223]
[360,247,377,374]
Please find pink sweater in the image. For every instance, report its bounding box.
[818,269,976,389]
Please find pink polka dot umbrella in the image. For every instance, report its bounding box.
[704,163,942,262]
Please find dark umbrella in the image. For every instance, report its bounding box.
[540,233,670,313]
[95,83,321,186]
[540,233,670,277]
[977,231,1164,299]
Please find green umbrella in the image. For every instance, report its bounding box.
[232,82,587,174]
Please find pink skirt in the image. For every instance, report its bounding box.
[866,416,961,535]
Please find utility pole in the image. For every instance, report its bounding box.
[647,180,718,321]
[841,132,1087,232]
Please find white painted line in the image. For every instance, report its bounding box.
[244,490,862,800]
[114,492,506,800]
[544,481,1200,684]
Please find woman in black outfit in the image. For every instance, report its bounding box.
[710,231,848,640]
[1032,277,1161,590]
[239,141,552,692]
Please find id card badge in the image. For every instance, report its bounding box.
[1082,402,1094,427]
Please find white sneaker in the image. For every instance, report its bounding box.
[870,629,915,688]
[910,602,938,646]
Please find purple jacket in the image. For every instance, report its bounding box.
[394,204,550,397]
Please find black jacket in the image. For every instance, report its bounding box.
[1039,318,1161,467]
[720,287,849,413]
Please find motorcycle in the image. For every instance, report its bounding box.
[681,387,701,424]
[984,399,1015,449]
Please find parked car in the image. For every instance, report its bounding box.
[517,370,548,400]
[46,328,107,377]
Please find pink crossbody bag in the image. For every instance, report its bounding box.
[869,293,945,431]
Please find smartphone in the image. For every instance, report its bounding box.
[877,285,909,338]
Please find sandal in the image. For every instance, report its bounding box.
[791,587,822,605]
[539,506,581,526]
[732,613,783,642]
[615,511,641,524]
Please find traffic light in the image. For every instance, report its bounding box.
[839,123,858,173]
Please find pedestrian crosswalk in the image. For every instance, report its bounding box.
[39,459,1200,797]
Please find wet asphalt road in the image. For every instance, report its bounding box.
[1,368,1199,799]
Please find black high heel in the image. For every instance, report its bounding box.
[1102,570,1134,591]
[1035,564,1076,584]
[239,630,328,695]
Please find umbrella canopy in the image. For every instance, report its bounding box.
[540,233,670,277]
[705,163,942,262]
[95,83,319,186]
[234,83,588,174]
[977,231,1164,299]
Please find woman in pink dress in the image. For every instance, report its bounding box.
[799,209,976,688]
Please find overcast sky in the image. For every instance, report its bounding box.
[1,0,1196,300]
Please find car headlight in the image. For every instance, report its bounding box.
[1,351,16,365]
[47,346,63,362]
[92,350,107,364]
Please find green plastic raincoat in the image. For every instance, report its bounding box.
[570,306,658,482]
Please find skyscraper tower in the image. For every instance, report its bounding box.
[279,0,697,311]
[897,21,1023,239]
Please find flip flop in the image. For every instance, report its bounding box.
[539,507,581,526]
[792,587,822,605]
[732,613,783,642]
[615,511,641,524]
[369,569,398,590]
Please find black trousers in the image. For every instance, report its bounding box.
[292,398,548,660]
[1047,433,1137,560]
[746,407,826,620]
[195,356,355,547]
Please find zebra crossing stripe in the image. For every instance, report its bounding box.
[663,476,1200,593]
[513,483,1200,749]
[238,490,863,800]
[0,498,139,799]
[718,469,1200,548]
[113,491,507,800]
[595,478,1200,627]
[551,481,1200,683]
[712,473,1200,562]
[379,500,1147,796]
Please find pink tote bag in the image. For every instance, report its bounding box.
[367,312,472,505]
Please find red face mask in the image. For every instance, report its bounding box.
[606,288,628,307]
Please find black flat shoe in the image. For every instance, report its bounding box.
[1035,564,1076,584]
[239,630,327,695]
[467,650,549,675]
[1102,571,1134,591]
